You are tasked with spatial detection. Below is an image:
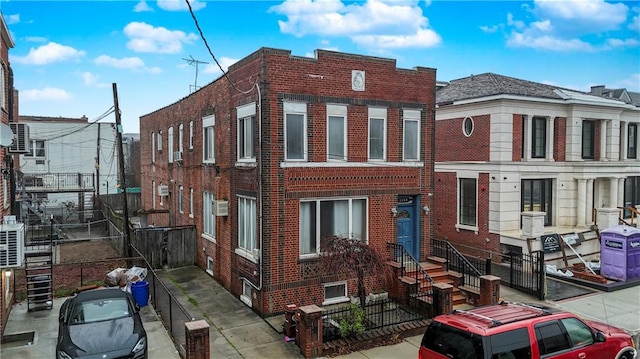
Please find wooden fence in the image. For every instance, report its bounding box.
[132,226,196,269]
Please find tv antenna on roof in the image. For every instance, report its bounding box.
[183,55,208,93]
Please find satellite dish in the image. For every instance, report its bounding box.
[0,123,14,147]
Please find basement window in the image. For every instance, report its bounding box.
[323,281,348,305]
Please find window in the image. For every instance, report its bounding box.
[368,107,386,161]
[561,318,594,348]
[327,104,347,161]
[284,102,307,161]
[237,103,256,161]
[237,196,257,254]
[489,328,532,359]
[323,282,348,305]
[403,109,421,161]
[178,185,184,213]
[206,256,214,276]
[159,182,164,206]
[26,140,45,158]
[522,179,553,226]
[300,198,367,256]
[178,123,184,153]
[151,131,155,163]
[202,115,215,163]
[463,117,474,137]
[240,279,252,306]
[628,123,637,159]
[168,127,174,162]
[532,116,546,159]
[189,187,194,218]
[203,192,215,239]
[582,120,595,159]
[624,176,640,218]
[152,180,156,209]
[535,321,571,356]
[1,65,5,109]
[458,178,477,227]
[157,131,163,152]
[189,121,194,150]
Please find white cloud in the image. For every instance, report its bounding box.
[12,42,85,65]
[82,72,110,88]
[533,0,628,32]
[507,33,594,52]
[616,73,640,92]
[202,57,239,75]
[507,13,525,29]
[7,14,20,25]
[21,87,72,102]
[606,38,640,48]
[270,0,440,50]
[95,55,164,74]
[134,1,153,12]
[480,25,498,34]
[531,20,552,32]
[630,13,640,32]
[24,36,47,43]
[157,0,206,11]
[123,22,198,54]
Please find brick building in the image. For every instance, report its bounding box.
[434,73,640,265]
[140,48,436,315]
[0,11,15,336]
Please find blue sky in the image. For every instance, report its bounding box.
[2,0,639,134]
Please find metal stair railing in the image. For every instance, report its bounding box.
[430,238,484,291]
[387,242,434,297]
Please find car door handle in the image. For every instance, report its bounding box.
[578,353,587,359]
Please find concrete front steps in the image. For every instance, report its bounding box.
[398,258,467,307]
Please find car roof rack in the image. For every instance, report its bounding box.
[452,301,552,328]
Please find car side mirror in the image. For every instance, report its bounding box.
[595,330,606,343]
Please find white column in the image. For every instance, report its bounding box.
[546,116,554,161]
[620,121,628,160]
[524,115,532,160]
[586,178,594,224]
[577,178,587,227]
[609,177,619,208]
[600,120,608,161]
[618,177,626,208]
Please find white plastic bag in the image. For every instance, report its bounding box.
[126,266,148,283]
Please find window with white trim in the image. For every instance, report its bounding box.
[189,187,194,218]
[159,182,164,206]
[189,120,194,150]
[206,256,214,276]
[240,279,252,306]
[3,177,8,209]
[238,196,257,254]
[327,104,347,161]
[26,140,45,158]
[403,109,421,161]
[168,127,174,162]
[202,115,215,163]
[179,123,184,153]
[284,101,307,161]
[458,177,477,228]
[368,107,386,161]
[300,198,367,257]
[151,131,155,163]
[179,185,184,214]
[203,192,215,239]
[323,282,348,305]
[237,103,256,162]
[152,180,156,209]
[157,131,163,152]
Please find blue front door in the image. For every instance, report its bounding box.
[397,201,418,259]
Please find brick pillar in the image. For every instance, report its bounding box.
[432,283,453,316]
[479,275,501,306]
[296,305,323,358]
[284,304,297,339]
[185,320,210,359]
[388,265,403,300]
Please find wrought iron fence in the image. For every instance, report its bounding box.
[430,238,487,292]
[322,298,425,342]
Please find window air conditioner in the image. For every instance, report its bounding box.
[158,185,170,197]
[174,151,183,162]
[213,200,228,217]
[8,123,30,154]
[0,222,25,268]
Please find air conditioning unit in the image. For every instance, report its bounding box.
[8,123,30,153]
[0,223,25,268]
[174,151,183,162]
[158,185,170,197]
[213,200,228,217]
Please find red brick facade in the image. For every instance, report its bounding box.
[435,114,491,162]
[140,48,436,316]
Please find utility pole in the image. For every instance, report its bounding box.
[112,83,132,261]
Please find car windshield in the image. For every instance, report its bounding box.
[68,298,130,324]
[421,321,484,359]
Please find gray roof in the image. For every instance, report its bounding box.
[436,73,572,105]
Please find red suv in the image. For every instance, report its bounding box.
[419,301,636,359]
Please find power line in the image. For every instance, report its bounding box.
[184,0,257,95]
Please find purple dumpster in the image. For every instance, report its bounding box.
[600,225,640,281]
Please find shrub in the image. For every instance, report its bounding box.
[338,303,366,337]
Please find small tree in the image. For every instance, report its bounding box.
[319,235,391,308]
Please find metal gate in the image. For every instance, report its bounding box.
[490,251,545,300]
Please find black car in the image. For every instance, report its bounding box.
[56,287,148,359]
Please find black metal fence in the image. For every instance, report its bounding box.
[430,238,487,292]
[322,298,425,342]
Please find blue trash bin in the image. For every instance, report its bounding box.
[130,281,149,307]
